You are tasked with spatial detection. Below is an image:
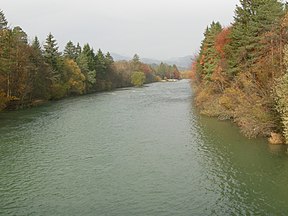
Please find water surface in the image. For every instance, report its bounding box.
[1,80,288,215]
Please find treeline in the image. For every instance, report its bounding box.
[0,10,180,110]
[192,0,288,144]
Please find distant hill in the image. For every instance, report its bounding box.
[110,53,131,61]
[164,56,193,70]
[110,53,193,70]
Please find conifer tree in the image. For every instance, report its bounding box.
[197,22,222,79]
[64,41,77,60]
[95,49,107,79]
[105,52,114,66]
[75,43,82,58]
[31,36,41,52]
[76,45,96,92]
[82,44,96,71]
[44,33,59,71]
[226,0,284,75]
[0,10,8,30]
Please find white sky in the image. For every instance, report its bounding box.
[1,0,239,59]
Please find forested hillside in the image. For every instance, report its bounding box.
[192,0,288,144]
[0,10,180,111]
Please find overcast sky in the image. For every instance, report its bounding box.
[1,0,239,59]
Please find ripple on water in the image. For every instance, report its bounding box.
[1,80,288,215]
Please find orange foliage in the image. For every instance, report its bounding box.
[190,61,198,81]
[140,64,152,75]
[215,28,231,58]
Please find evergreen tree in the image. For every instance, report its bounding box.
[64,41,77,60]
[105,52,114,66]
[105,52,114,78]
[95,49,107,79]
[76,47,96,92]
[44,33,59,71]
[0,10,8,30]
[132,54,140,64]
[31,36,41,52]
[30,37,50,99]
[197,22,222,79]
[226,0,284,75]
[75,43,82,58]
[82,44,96,71]
[131,53,141,71]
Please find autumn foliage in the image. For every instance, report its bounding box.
[192,0,288,141]
[0,10,181,110]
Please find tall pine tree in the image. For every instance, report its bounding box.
[226,0,284,75]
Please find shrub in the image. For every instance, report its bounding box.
[274,74,288,143]
[131,71,145,87]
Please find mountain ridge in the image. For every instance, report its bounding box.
[110,53,193,70]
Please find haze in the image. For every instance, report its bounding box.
[1,0,239,59]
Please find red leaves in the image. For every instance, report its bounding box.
[215,28,231,58]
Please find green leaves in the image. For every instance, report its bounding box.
[227,0,284,74]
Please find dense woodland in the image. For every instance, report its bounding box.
[0,10,180,110]
[192,0,288,144]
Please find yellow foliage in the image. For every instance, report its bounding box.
[181,70,193,79]
[64,59,86,95]
[131,71,145,87]
[194,70,277,138]
[155,76,162,82]
[0,91,9,110]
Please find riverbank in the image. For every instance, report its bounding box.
[191,80,286,145]
[0,10,181,114]
[2,82,141,111]
[191,2,288,144]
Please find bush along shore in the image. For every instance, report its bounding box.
[0,10,181,111]
[191,0,288,145]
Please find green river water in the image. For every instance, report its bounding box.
[1,80,288,215]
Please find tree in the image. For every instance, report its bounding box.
[75,43,82,57]
[131,71,145,87]
[44,33,60,71]
[82,44,96,71]
[173,64,181,79]
[0,10,8,30]
[31,36,41,52]
[76,49,96,92]
[157,62,167,79]
[226,0,284,75]
[132,53,141,71]
[12,26,28,44]
[197,22,222,79]
[274,44,288,144]
[95,49,107,79]
[132,54,140,64]
[64,41,77,60]
[105,52,114,66]
[63,59,86,95]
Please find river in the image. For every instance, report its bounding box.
[1,80,288,215]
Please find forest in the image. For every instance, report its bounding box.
[0,10,180,111]
[192,0,288,144]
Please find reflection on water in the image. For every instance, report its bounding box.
[1,80,288,215]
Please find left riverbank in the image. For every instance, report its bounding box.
[0,10,181,112]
